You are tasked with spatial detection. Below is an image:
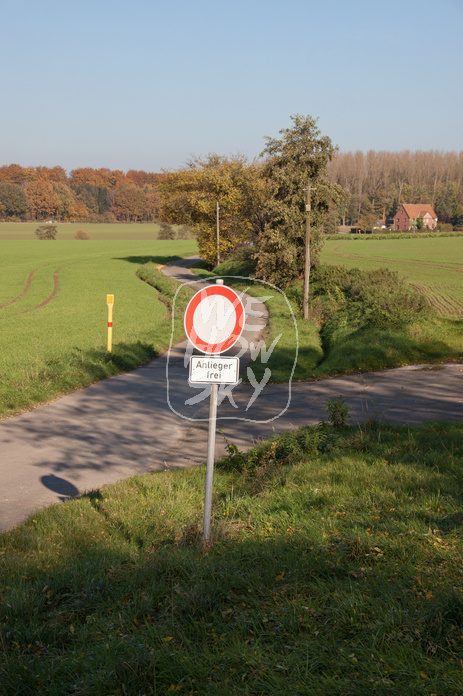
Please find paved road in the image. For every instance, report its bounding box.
[1,258,462,532]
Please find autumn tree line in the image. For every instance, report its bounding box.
[1,150,462,232]
[0,165,165,222]
[2,117,462,287]
[2,150,462,231]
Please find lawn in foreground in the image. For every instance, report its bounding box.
[0,420,462,695]
[0,240,197,418]
[321,236,463,317]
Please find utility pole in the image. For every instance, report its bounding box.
[303,185,316,320]
[216,201,220,266]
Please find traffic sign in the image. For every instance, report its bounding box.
[189,356,240,384]
[184,285,245,355]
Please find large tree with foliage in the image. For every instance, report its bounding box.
[159,154,268,265]
[25,181,60,220]
[112,185,147,221]
[52,183,79,220]
[256,114,343,287]
[0,182,28,218]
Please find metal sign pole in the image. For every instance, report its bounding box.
[183,277,244,545]
[203,382,218,544]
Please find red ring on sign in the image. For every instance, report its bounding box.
[184,285,245,354]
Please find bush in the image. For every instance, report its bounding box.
[75,229,90,240]
[176,225,192,239]
[371,227,394,234]
[35,223,58,240]
[310,265,429,355]
[437,223,454,233]
[86,212,117,223]
[213,246,258,277]
[157,222,176,239]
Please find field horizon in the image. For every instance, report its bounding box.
[0,221,194,241]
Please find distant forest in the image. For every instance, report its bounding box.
[0,165,165,223]
[1,150,462,229]
[327,150,463,229]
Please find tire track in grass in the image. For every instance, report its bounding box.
[410,283,463,317]
[0,265,49,309]
[0,267,63,318]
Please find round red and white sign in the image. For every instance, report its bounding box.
[184,285,245,354]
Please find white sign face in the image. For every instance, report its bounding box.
[184,285,245,355]
[189,356,240,384]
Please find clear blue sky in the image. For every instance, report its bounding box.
[1,0,462,173]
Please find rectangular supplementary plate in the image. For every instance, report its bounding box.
[189,356,240,384]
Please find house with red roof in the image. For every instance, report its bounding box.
[394,204,438,231]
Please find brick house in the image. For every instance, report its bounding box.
[394,203,438,231]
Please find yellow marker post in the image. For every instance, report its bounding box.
[107,294,114,352]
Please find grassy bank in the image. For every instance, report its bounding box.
[1,419,462,695]
[0,240,197,419]
[191,259,462,384]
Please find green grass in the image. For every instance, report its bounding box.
[0,221,195,241]
[190,260,462,384]
[321,236,463,317]
[1,419,462,695]
[0,239,197,418]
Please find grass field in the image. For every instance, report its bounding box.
[1,419,462,695]
[191,258,463,384]
[321,236,463,317]
[1,232,462,418]
[0,239,197,418]
[0,222,194,241]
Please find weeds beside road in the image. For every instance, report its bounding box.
[1,419,462,695]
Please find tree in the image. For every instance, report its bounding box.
[144,190,161,221]
[0,164,36,184]
[74,186,99,216]
[0,182,28,218]
[52,183,79,220]
[256,114,343,296]
[159,154,268,265]
[112,185,147,221]
[326,149,463,226]
[26,181,59,220]
[157,222,176,239]
[35,166,68,184]
[35,223,58,239]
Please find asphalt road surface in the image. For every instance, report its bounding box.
[1,258,462,532]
